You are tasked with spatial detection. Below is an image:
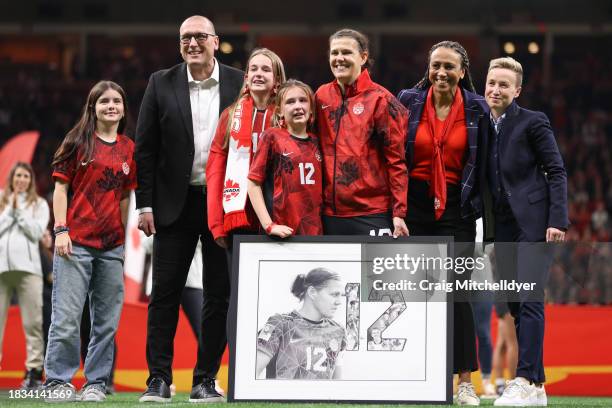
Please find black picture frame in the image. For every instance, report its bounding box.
[228,235,453,404]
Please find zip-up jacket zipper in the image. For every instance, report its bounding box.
[332,95,347,214]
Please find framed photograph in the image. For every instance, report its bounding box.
[228,236,453,404]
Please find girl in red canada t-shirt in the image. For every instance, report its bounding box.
[248,79,323,236]
[44,81,136,399]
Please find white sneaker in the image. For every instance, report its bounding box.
[481,378,499,399]
[43,381,77,403]
[80,384,107,402]
[494,377,538,406]
[535,385,547,406]
[456,382,480,406]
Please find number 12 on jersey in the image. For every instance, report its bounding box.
[299,162,315,185]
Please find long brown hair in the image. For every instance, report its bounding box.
[0,162,39,212]
[222,48,286,149]
[52,81,128,168]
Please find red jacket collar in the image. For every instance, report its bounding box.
[334,69,374,97]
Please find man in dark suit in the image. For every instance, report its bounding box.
[480,57,568,407]
[135,15,243,403]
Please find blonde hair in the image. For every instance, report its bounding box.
[222,48,286,149]
[0,162,40,212]
[488,57,523,87]
[273,79,316,129]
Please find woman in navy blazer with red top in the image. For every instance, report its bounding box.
[397,40,488,406]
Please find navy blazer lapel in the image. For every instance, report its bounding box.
[173,63,194,143]
[463,89,482,157]
[498,102,519,153]
[406,89,427,166]
[218,64,234,116]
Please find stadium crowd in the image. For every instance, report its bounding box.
[1,36,609,305]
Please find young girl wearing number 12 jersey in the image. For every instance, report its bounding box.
[248,79,323,236]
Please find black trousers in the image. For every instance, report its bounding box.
[181,287,204,347]
[146,187,229,386]
[494,213,550,383]
[406,180,478,373]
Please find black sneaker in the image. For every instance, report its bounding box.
[189,378,224,403]
[20,369,43,391]
[139,377,171,403]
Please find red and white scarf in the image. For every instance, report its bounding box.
[222,95,273,232]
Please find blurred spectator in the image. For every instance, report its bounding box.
[0,162,50,390]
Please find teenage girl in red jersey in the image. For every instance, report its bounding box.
[315,28,409,238]
[206,48,286,248]
[44,81,136,402]
[248,79,323,237]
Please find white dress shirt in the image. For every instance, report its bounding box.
[188,58,220,185]
[138,60,221,215]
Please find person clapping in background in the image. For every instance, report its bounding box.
[0,162,50,390]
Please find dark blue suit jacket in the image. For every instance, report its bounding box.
[397,87,489,218]
[481,102,569,241]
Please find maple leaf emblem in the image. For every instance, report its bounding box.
[223,179,240,202]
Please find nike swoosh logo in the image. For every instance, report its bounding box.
[81,159,94,166]
[321,105,330,109]
[289,338,305,344]
[282,152,293,157]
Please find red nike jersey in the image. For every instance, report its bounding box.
[248,128,323,235]
[52,135,136,249]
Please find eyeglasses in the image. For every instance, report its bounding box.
[180,32,217,44]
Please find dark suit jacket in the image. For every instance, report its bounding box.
[397,86,489,219]
[480,102,569,241]
[135,61,243,227]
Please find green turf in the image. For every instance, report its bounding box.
[1,392,611,407]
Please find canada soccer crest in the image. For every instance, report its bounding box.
[433,197,441,210]
[122,162,130,175]
[223,179,240,201]
[352,102,364,115]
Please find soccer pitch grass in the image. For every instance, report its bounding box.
[1,393,611,407]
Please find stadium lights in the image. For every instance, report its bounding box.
[503,41,516,54]
[220,41,233,54]
[528,41,540,54]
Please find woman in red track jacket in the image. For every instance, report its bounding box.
[315,28,409,237]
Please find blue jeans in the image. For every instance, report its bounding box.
[44,244,124,386]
